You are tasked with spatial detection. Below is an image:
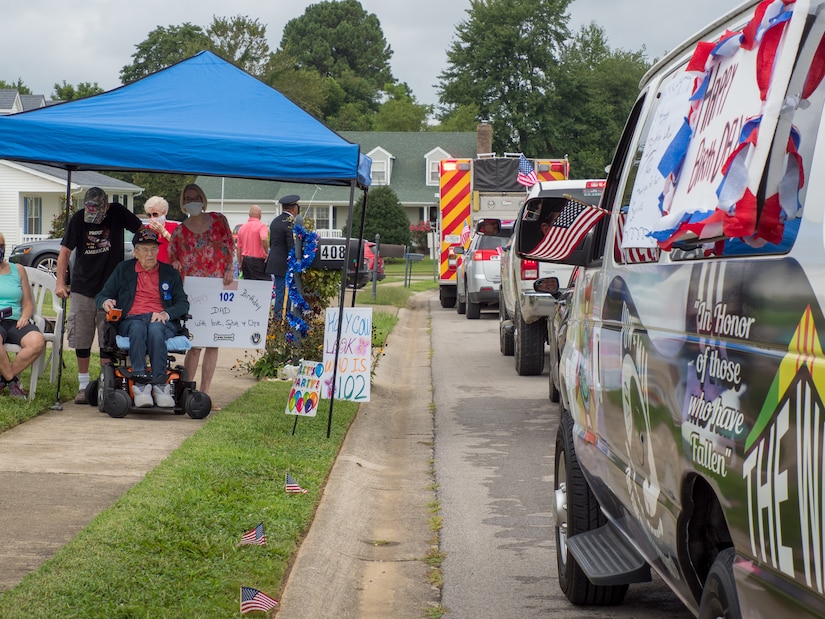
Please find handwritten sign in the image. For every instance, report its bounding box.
[624,72,695,247]
[286,361,324,417]
[322,307,372,401]
[183,277,272,349]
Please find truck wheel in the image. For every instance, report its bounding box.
[500,314,514,357]
[439,285,456,309]
[514,304,544,375]
[698,548,741,619]
[466,295,480,319]
[457,289,466,315]
[555,411,628,605]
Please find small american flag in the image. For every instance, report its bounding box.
[240,586,279,614]
[517,154,538,187]
[239,522,267,546]
[460,221,471,245]
[530,197,607,261]
[286,472,308,494]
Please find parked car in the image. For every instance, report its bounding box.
[10,236,134,278]
[9,238,63,275]
[455,223,513,319]
[498,179,604,376]
[346,240,385,288]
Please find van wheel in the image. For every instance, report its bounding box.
[698,548,741,619]
[457,290,466,314]
[514,304,544,375]
[555,411,628,605]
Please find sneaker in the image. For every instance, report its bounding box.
[152,383,175,408]
[7,378,26,399]
[75,389,88,405]
[132,383,154,408]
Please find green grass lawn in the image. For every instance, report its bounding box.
[0,380,359,617]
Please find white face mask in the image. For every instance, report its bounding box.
[184,202,204,217]
[150,215,166,225]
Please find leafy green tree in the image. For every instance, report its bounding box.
[436,0,572,154]
[206,15,270,75]
[0,79,30,94]
[262,50,334,119]
[280,0,394,123]
[550,23,649,178]
[343,185,411,247]
[373,83,431,132]
[432,103,480,132]
[52,81,104,101]
[120,23,212,84]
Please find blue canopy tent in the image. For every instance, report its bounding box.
[0,51,370,425]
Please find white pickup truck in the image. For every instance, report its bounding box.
[498,180,604,375]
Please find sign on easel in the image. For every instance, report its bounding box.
[322,307,372,401]
[285,361,324,417]
[183,277,272,349]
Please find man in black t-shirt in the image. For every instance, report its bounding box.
[55,187,142,404]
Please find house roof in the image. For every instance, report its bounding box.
[197,131,478,205]
[0,89,21,113]
[19,94,46,111]
[11,161,143,191]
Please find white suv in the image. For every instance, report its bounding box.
[498,179,604,375]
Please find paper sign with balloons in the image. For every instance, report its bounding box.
[285,361,324,417]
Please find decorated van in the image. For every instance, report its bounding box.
[514,0,825,616]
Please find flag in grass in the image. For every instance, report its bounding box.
[240,586,279,614]
[239,522,267,546]
[286,472,308,494]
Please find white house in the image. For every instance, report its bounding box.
[0,160,143,248]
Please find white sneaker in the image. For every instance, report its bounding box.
[152,383,176,408]
[133,383,154,408]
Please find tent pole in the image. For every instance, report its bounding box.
[327,182,361,439]
[350,192,369,308]
[50,168,74,410]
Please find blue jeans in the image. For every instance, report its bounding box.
[273,275,287,319]
[117,314,177,382]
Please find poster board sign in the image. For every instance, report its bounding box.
[183,277,271,349]
[322,307,372,401]
[285,361,324,417]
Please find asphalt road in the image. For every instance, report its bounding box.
[430,301,693,618]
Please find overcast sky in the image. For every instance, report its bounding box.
[2,0,744,107]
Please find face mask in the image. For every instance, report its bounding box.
[84,204,108,224]
[184,202,204,217]
[152,215,167,226]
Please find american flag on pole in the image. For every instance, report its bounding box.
[286,472,308,494]
[517,154,538,187]
[239,522,267,546]
[240,586,279,614]
[529,197,607,261]
[460,220,471,245]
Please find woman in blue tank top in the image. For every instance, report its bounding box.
[0,233,45,398]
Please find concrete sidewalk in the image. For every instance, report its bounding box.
[0,347,258,591]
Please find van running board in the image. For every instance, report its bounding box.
[566,523,651,586]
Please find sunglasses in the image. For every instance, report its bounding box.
[147,212,163,218]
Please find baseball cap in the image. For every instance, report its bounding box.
[84,187,107,209]
[133,228,161,245]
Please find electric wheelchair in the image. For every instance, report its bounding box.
[85,309,211,419]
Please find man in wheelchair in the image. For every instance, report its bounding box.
[96,227,189,408]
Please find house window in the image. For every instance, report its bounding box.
[371,160,387,185]
[429,160,440,185]
[306,204,331,230]
[23,197,42,235]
